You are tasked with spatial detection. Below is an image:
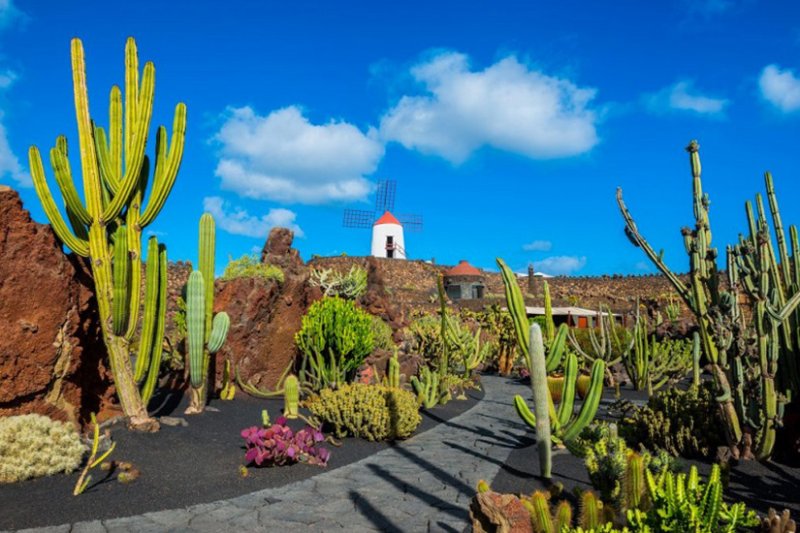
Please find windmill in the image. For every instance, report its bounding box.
[343,180,423,259]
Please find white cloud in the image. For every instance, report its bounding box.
[634,261,651,272]
[379,52,599,163]
[645,81,729,115]
[522,240,552,252]
[759,65,800,113]
[203,196,304,239]
[0,115,30,187]
[535,255,586,275]
[213,106,384,204]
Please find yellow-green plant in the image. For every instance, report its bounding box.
[0,414,85,484]
[73,413,116,496]
[221,254,284,282]
[28,38,185,429]
[295,297,374,391]
[304,383,421,441]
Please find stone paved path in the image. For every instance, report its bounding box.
[16,375,531,533]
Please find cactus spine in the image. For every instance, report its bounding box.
[185,213,230,414]
[623,452,646,512]
[28,38,185,430]
[283,374,299,419]
[578,491,603,530]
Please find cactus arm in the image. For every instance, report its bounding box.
[616,187,692,306]
[101,61,153,222]
[123,158,148,340]
[28,146,90,256]
[140,243,167,404]
[111,226,130,336]
[139,103,186,227]
[198,213,215,340]
[186,271,206,388]
[497,258,530,362]
[94,126,117,195]
[135,237,160,381]
[49,141,92,226]
[207,312,230,354]
[556,352,578,428]
[543,281,555,343]
[561,359,605,442]
[109,85,123,188]
[283,375,299,418]
[545,324,568,372]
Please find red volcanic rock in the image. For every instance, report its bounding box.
[0,186,112,425]
[214,228,320,390]
[469,491,533,533]
[260,227,303,272]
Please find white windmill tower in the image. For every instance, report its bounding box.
[343,180,423,260]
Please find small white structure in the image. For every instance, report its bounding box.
[371,211,406,259]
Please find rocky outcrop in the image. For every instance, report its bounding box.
[213,229,321,390]
[469,491,533,533]
[260,227,303,272]
[0,186,111,425]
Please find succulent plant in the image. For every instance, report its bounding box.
[0,414,85,484]
[241,416,329,467]
[305,383,421,441]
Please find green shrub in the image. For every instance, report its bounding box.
[305,383,421,441]
[0,414,85,483]
[221,254,284,282]
[295,297,374,390]
[370,315,395,352]
[618,382,723,458]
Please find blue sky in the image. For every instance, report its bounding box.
[2,1,800,275]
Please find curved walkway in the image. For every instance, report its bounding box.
[16,376,531,533]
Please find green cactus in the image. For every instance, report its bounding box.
[387,348,401,388]
[524,323,551,479]
[623,452,646,512]
[499,258,604,444]
[283,374,299,419]
[623,313,693,394]
[514,353,605,444]
[567,305,632,387]
[578,491,603,530]
[28,38,184,430]
[185,213,230,414]
[691,331,701,389]
[618,141,800,459]
[411,366,449,408]
[525,491,556,533]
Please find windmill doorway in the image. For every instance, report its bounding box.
[386,236,394,258]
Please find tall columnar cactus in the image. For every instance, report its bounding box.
[525,324,551,479]
[283,374,299,419]
[499,258,605,444]
[617,140,800,460]
[28,38,185,430]
[185,214,230,414]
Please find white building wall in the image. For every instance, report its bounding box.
[371,222,406,259]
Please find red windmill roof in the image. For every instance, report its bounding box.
[445,260,483,277]
[373,211,401,226]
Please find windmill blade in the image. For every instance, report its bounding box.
[396,213,423,232]
[375,179,396,213]
[343,209,376,229]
